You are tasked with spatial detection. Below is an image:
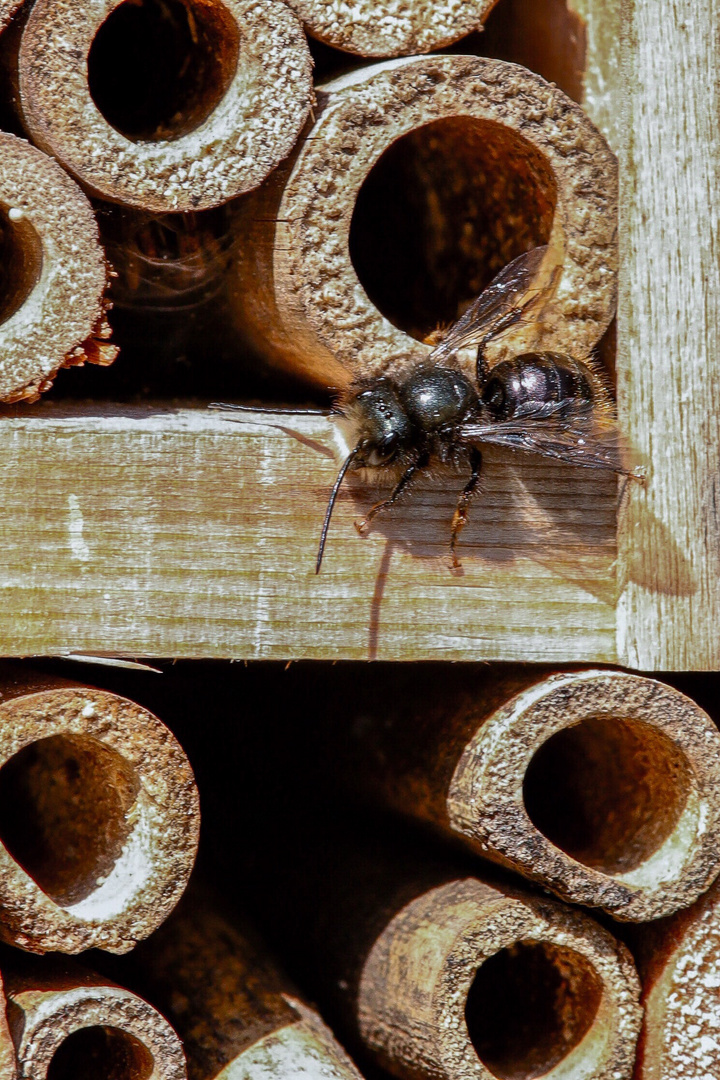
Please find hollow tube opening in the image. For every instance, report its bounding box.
[47,1026,154,1080]
[0,204,43,325]
[522,716,692,874]
[0,733,140,906]
[349,116,557,342]
[466,941,602,1080]
[87,0,240,141]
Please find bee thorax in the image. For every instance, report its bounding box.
[400,366,478,432]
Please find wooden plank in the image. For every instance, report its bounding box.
[0,404,617,661]
[616,0,720,668]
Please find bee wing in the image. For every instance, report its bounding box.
[460,405,641,477]
[428,245,555,363]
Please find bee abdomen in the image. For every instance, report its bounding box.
[482,353,595,421]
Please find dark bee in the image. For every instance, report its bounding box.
[212,246,641,572]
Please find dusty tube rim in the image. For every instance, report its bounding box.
[286,0,494,57]
[19,0,313,210]
[0,133,107,402]
[448,670,720,920]
[275,54,617,386]
[0,688,199,953]
[435,887,640,1080]
[13,985,186,1080]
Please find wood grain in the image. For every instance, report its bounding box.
[616,0,720,668]
[0,403,618,662]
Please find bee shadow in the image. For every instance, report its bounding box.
[343,449,696,609]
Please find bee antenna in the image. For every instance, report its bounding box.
[315,445,361,573]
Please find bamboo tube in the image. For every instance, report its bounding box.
[313,667,720,922]
[229,54,617,390]
[17,0,314,212]
[0,668,199,953]
[0,132,116,402]
[119,888,365,1080]
[233,822,642,1080]
[2,953,186,1079]
[633,876,720,1080]
[287,0,493,58]
[353,877,641,1080]
[0,0,22,34]
[0,972,17,1080]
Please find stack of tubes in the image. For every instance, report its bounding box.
[0,664,710,1077]
[1,1,719,1079]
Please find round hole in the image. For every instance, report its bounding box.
[466,941,602,1080]
[87,0,240,142]
[349,116,556,341]
[48,1026,154,1080]
[0,204,42,325]
[523,717,692,873]
[0,734,140,906]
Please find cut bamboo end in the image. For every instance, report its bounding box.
[0,672,199,953]
[18,0,314,212]
[332,668,720,922]
[446,670,720,921]
[0,133,116,403]
[635,876,720,1080]
[0,973,17,1080]
[129,891,365,1080]
[359,877,641,1080]
[230,54,617,390]
[287,0,493,57]
[0,0,22,33]
[3,957,186,1080]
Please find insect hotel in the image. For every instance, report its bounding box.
[0,0,718,1077]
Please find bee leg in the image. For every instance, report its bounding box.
[449,448,483,568]
[355,450,430,535]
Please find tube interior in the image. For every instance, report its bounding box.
[466,941,602,1079]
[47,1026,154,1080]
[349,116,556,341]
[0,204,43,325]
[87,0,240,141]
[0,733,140,906]
[522,716,692,873]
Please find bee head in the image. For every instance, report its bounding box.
[348,379,413,466]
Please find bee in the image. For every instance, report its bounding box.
[212,246,641,573]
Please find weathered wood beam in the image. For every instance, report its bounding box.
[0,403,618,662]
[616,0,720,668]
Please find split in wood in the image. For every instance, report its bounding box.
[230,54,617,391]
[286,0,493,57]
[0,132,116,403]
[0,668,199,953]
[17,0,314,211]
[315,667,720,921]
[2,952,186,1079]
[114,886,365,1080]
[632,875,720,1080]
